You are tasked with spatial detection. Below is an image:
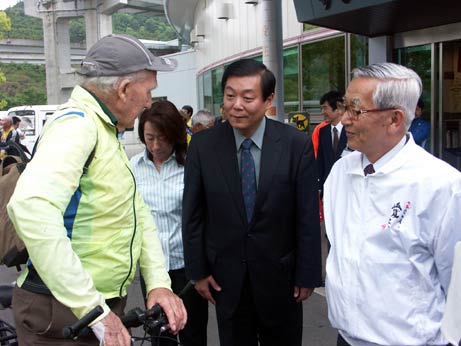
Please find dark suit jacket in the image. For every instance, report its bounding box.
[182,118,321,323]
[317,124,347,189]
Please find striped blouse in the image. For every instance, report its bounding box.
[130,150,185,271]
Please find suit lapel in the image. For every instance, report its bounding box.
[255,119,282,214]
[215,122,247,224]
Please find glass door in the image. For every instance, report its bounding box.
[440,40,461,170]
[394,44,434,152]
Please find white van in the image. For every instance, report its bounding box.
[7,105,143,158]
[118,123,144,159]
[7,105,58,153]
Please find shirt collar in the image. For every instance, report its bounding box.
[141,148,176,165]
[83,87,118,126]
[332,122,343,134]
[362,134,408,171]
[233,116,266,151]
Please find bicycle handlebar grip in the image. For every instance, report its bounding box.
[144,304,162,319]
[63,305,104,339]
[121,307,144,328]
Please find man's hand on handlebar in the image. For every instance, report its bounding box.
[194,275,221,305]
[100,311,131,346]
[146,287,187,335]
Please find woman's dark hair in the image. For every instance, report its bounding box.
[221,59,276,101]
[138,100,187,165]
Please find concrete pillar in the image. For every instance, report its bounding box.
[24,0,116,104]
[85,9,113,49]
[261,0,284,122]
[368,36,391,64]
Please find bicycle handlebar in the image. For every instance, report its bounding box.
[62,305,104,339]
[63,304,169,340]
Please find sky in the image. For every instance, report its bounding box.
[0,0,20,11]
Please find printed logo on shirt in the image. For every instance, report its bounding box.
[381,201,411,231]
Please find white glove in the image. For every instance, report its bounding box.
[91,321,105,346]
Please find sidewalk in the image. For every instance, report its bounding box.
[1,266,338,345]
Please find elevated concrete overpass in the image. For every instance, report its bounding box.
[22,0,171,103]
[0,38,86,65]
[0,37,180,65]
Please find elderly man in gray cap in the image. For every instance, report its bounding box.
[7,34,186,346]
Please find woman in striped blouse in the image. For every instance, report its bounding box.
[130,100,208,346]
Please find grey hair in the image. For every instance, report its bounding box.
[80,71,141,95]
[192,109,215,127]
[0,114,13,125]
[352,63,422,130]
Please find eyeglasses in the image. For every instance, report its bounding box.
[336,101,396,120]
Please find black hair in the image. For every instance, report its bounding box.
[181,105,193,116]
[417,98,424,109]
[320,90,344,111]
[221,59,275,101]
[12,116,21,125]
[138,100,187,166]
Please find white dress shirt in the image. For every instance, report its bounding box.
[331,122,343,146]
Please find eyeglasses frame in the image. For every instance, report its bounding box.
[336,101,397,120]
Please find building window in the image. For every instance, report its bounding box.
[301,36,346,122]
[197,74,204,110]
[212,66,225,115]
[303,24,317,31]
[351,34,368,69]
[283,46,299,113]
[203,70,212,112]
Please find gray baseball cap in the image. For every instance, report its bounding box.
[79,34,177,77]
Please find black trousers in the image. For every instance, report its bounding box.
[216,274,303,346]
[141,268,208,346]
[337,334,351,346]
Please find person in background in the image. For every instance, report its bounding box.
[218,103,227,123]
[182,105,194,145]
[12,116,25,141]
[181,105,194,124]
[11,115,31,155]
[183,59,321,346]
[191,109,215,134]
[7,34,187,346]
[0,114,20,146]
[324,62,461,346]
[317,90,346,194]
[311,120,329,159]
[408,98,430,148]
[130,101,208,346]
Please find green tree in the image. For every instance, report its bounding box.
[0,63,47,110]
[0,11,11,109]
[3,2,43,40]
[2,1,177,43]
[69,18,85,43]
[0,1,178,109]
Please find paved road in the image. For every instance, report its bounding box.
[0,266,338,345]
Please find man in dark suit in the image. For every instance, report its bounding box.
[182,59,321,346]
[317,90,347,193]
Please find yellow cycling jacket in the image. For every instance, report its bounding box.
[7,85,171,321]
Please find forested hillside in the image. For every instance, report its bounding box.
[0,1,177,110]
[2,1,176,43]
